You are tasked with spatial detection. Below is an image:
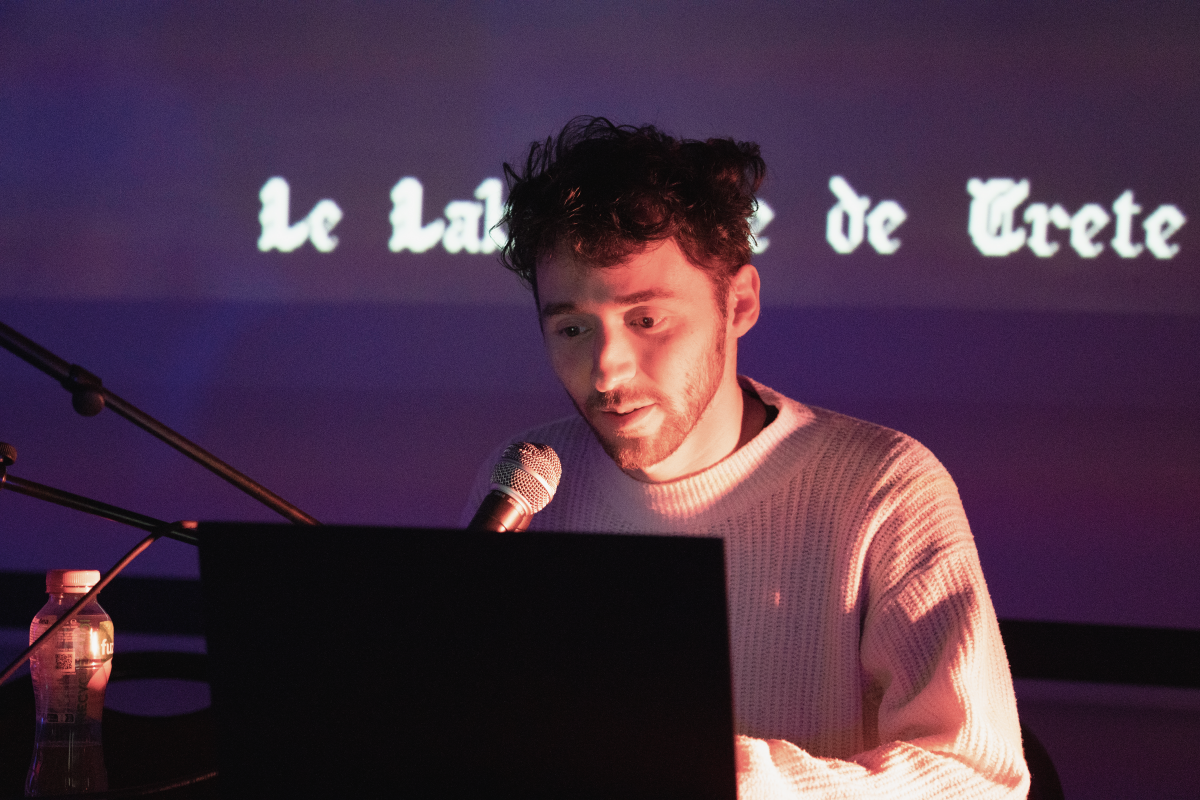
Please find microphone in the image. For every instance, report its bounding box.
[467,442,561,532]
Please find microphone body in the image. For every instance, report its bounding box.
[467,443,561,532]
[468,488,532,533]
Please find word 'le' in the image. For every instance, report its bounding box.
[257,178,343,253]
[967,179,1186,259]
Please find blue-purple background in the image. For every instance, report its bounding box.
[2,2,1197,634]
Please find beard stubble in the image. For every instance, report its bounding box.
[579,326,727,472]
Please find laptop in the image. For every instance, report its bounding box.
[198,523,736,799]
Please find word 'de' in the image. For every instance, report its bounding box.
[826,176,907,255]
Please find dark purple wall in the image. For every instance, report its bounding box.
[1,2,1197,630]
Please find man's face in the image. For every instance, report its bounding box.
[537,239,737,478]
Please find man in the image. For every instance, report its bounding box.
[463,118,1029,798]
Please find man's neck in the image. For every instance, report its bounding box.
[736,383,768,451]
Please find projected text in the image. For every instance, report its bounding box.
[967,179,1185,259]
[254,176,1185,262]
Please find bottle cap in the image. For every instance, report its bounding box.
[46,569,101,594]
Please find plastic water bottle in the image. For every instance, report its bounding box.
[25,569,115,796]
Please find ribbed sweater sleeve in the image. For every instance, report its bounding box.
[461,379,1029,799]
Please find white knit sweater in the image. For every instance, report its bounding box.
[463,379,1030,798]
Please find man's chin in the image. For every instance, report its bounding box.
[594,430,682,473]
[575,398,690,473]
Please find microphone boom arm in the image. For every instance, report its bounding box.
[0,471,199,546]
[0,319,318,526]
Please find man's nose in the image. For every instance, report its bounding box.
[592,325,636,393]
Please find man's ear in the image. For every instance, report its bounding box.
[727,264,761,338]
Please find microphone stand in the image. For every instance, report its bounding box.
[0,315,318,686]
[0,319,318,526]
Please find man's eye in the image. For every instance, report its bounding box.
[559,325,583,338]
[633,316,657,329]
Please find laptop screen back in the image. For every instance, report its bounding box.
[199,523,736,799]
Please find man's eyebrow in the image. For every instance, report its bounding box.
[539,289,675,320]
[614,288,674,306]
[539,300,578,319]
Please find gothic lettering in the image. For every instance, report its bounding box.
[1023,203,1071,257]
[388,177,446,253]
[1110,190,1143,258]
[1069,203,1111,258]
[969,180,1184,259]
[749,199,774,255]
[967,178,1029,256]
[257,177,343,253]
[474,178,505,254]
[865,200,906,255]
[1144,205,1186,259]
[826,177,906,255]
[826,176,871,254]
[442,200,485,254]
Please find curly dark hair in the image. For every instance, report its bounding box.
[498,117,766,304]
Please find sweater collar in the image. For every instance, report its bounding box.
[583,378,816,524]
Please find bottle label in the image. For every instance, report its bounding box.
[30,616,114,724]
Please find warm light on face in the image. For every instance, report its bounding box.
[537,239,733,475]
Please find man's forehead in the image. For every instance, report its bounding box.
[536,238,706,315]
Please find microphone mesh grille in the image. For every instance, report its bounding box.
[490,442,562,514]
